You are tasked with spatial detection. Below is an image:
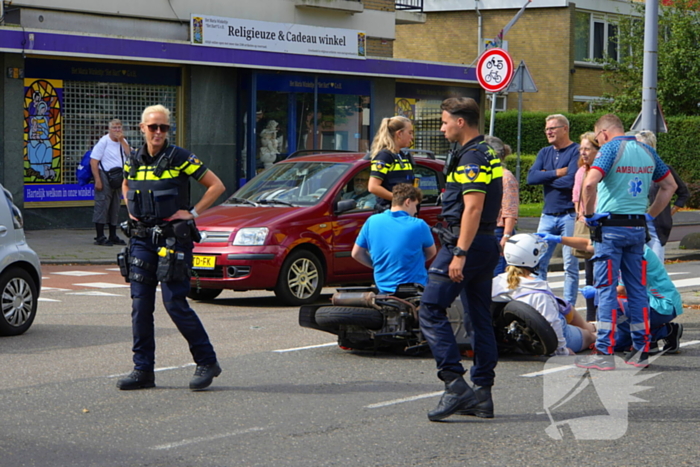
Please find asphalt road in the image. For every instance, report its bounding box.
[1,263,700,466]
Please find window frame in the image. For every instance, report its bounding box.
[574,11,621,66]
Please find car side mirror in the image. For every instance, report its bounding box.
[335,199,356,214]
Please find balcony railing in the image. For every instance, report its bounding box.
[395,0,423,12]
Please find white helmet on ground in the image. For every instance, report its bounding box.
[503,233,548,269]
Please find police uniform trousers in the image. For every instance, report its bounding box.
[418,234,499,386]
[129,236,217,371]
[593,226,650,354]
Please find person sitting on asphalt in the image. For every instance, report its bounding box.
[352,183,436,294]
[342,169,376,210]
[538,232,684,355]
[493,233,596,355]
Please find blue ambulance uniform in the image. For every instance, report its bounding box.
[124,142,217,372]
[418,136,502,386]
[590,136,670,354]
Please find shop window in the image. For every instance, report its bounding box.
[253,74,370,175]
[62,82,178,184]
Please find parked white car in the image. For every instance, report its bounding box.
[0,184,41,336]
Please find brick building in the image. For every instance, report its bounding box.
[395,0,640,113]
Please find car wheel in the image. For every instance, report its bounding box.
[274,250,324,306]
[187,287,223,301]
[502,300,559,356]
[0,267,38,336]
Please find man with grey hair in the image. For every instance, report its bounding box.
[90,118,130,246]
[527,114,580,305]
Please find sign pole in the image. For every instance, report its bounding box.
[489,92,498,136]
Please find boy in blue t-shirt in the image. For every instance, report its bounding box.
[352,183,436,294]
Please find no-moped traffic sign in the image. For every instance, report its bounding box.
[476,48,514,93]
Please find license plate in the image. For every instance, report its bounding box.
[192,255,216,270]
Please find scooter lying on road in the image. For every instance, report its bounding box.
[299,284,559,356]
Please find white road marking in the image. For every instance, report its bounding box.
[670,277,700,289]
[106,363,195,378]
[51,271,108,276]
[520,341,700,378]
[521,365,576,378]
[72,282,130,288]
[105,268,121,271]
[38,297,61,302]
[41,287,70,292]
[66,291,123,296]
[365,391,443,409]
[273,342,338,353]
[150,427,266,451]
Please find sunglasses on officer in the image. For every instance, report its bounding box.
[146,124,170,133]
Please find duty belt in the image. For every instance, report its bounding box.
[448,225,495,237]
[600,214,646,227]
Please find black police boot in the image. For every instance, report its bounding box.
[117,369,155,390]
[456,385,494,418]
[428,371,477,422]
[189,362,222,391]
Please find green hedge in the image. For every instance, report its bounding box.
[489,111,700,207]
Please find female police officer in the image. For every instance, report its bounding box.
[367,116,415,212]
[117,104,226,391]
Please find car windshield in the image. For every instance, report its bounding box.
[225,161,352,206]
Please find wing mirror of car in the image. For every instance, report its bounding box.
[335,199,356,214]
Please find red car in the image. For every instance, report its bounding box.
[189,152,445,305]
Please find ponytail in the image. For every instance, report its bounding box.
[505,265,528,290]
[370,116,412,159]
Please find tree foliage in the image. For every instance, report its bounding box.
[602,0,700,116]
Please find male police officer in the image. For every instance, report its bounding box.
[575,114,676,370]
[117,104,226,391]
[419,97,503,421]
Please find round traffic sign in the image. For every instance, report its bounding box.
[476,48,514,93]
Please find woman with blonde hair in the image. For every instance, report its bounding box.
[572,131,599,321]
[368,116,415,211]
[492,234,596,355]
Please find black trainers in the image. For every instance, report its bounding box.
[94,235,113,246]
[117,369,155,390]
[625,350,650,368]
[428,371,477,422]
[575,352,616,371]
[109,236,127,246]
[662,323,683,354]
[190,362,222,390]
[456,385,494,418]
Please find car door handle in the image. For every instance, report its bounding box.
[0,226,7,236]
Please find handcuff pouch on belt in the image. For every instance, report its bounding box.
[156,237,191,283]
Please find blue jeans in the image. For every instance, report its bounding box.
[536,212,579,305]
[493,226,516,276]
[130,236,217,371]
[418,235,499,386]
[593,226,650,353]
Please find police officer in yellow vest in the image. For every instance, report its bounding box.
[419,97,503,421]
[117,104,226,391]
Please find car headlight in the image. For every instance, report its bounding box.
[232,227,269,246]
